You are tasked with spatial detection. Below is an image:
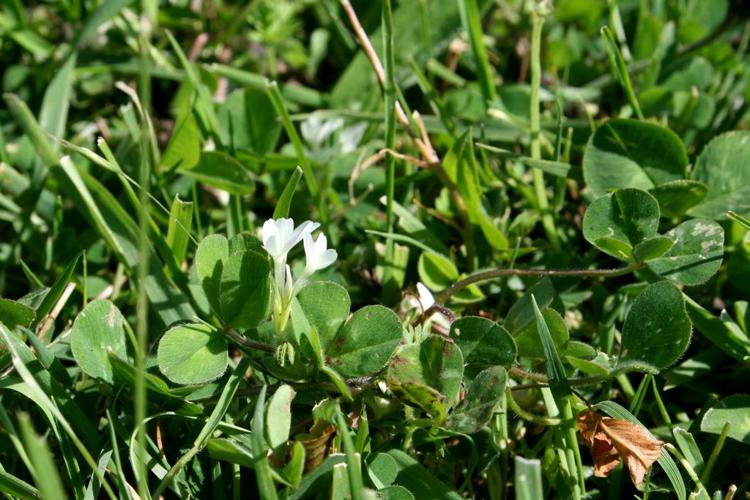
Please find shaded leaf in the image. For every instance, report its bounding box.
[70,299,127,384]
[583,119,687,197]
[448,366,506,433]
[180,151,255,195]
[386,336,464,419]
[219,249,271,329]
[297,281,351,348]
[583,189,660,262]
[700,395,750,445]
[646,219,724,285]
[327,305,402,378]
[618,281,692,372]
[688,125,750,220]
[157,323,228,385]
[0,299,35,329]
[450,316,516,369]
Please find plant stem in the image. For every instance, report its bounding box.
[529,9,560,251]
[135,3,154,493]
[509,366,606,387]
[224,327,276,353]
[437,264,636,303]
[701,421,731,483]
[506,388,561,425]
[382,0,397,295]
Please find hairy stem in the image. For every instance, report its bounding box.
[437,264,637,303]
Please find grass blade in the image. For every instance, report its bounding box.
[595,400,687,500]
[272,166,303,219]
[251,385,278,500]
[17,412,65,500]
[334,405,364,500]
[165,195,193,266]
[153,358,250,497]
[458,0,496,103]
[265,81,321,203]
[0,324,117,499]
[514,456,543,500]
[0,469,41,500]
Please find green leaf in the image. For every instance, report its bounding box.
[327,305,403,378]
[618,281,692,373]
[70,299,127,384]
[152,357,251,499]
[157,323,229,385]
[228,232,264,255]
[387,381,448,422]
[700,395,750,445]
[504,277,561,334]
[206,437,254,468]
[366,452,398,489]
[265,385,295,456]
[418,252,458,290]
[160,111,201,171]
[514,308,569,359]
[297,281,351,348]
[384,450,462,500]
[689,131,750,219]
[582,119,687,198]
[387,336,464,417]
[0,299,35,329]
[684,295,750,361]
[219,87,281,156]
[219,250,271,329]
[450,317,516,369]
[649,180,708,219]
[633,236,674,262]
[582,188,660,262]
[646,219,724,285]
[195,234,229,315]
[180,151,255,195]
[448,366,506,433]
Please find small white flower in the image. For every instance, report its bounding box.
[262,218,319,262]
[303,233,337,276]
[416,282,435,311]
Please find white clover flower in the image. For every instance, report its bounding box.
[416,282,435,311]
[303,233,337,276]
[403,282,452,332]
[260,217,335,335]
[262,218,319,263]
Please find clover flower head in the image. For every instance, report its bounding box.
[416,282,435,311]
[262,218,319,262]
[303,233,337,276]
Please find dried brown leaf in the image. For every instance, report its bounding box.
[577,409,664,486]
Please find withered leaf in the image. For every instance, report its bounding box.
[577,409,664,486]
